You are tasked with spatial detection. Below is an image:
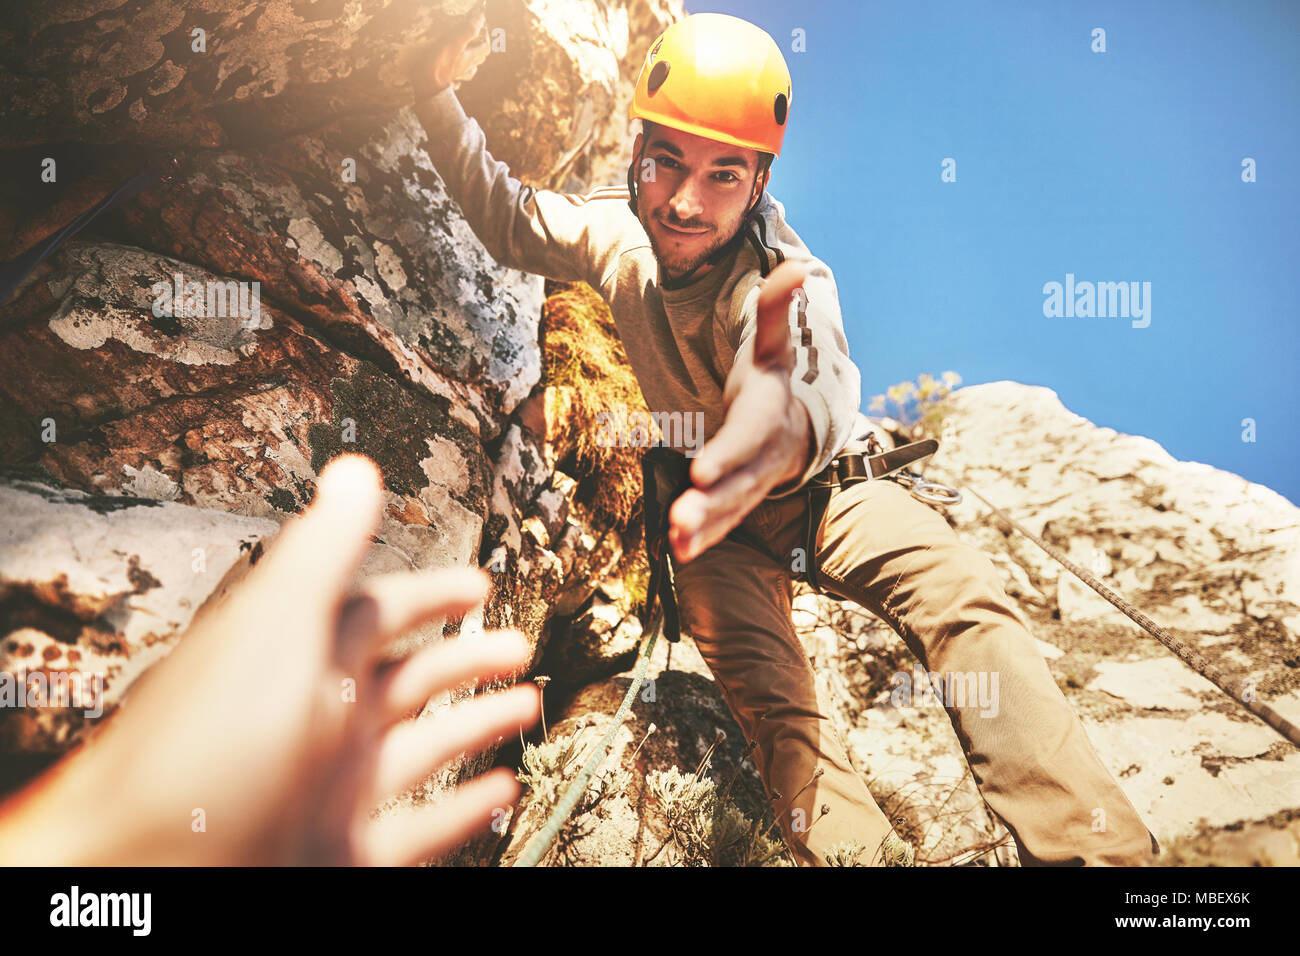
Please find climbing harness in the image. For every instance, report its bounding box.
[637,433,957,637]
[801,429,959,591]
[892,468,963,507]
[924,463,1300,751]
[637,446,788,644]
[638,446,690,644]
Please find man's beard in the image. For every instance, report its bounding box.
[641,206,742,278]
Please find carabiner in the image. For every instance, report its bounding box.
[892,469,962,507]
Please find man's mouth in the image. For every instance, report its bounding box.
[657,218,711,238]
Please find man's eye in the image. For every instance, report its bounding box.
[714,171,739,184]
[656,156,680,169]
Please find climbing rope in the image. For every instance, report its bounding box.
[512,614,660,866]
[926,464,1300,751]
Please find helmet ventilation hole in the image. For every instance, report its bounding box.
[774,92,788,125]
[647,60,670,95]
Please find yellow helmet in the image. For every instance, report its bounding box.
[629,13,792,157]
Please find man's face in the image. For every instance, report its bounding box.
[632,123,767,278]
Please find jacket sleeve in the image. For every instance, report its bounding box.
[414,86,619,287]
[727,258,862,498]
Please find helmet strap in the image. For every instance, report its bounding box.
[626,138,648,218]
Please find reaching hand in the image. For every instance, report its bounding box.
[425,2,491,95]
[0,454,540,866]
[668,260,814,564]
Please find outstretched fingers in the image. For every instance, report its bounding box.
[251,454,385,631]
[668,450,777,563]
[688,262,806,493]
[368,683,539,807]
[687,369,781,491]
[334,566,495,671]
[374,628,532,725]
[362,767,521,867]
[752,259,807,367]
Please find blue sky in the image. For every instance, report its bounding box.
[691,0,1300,504]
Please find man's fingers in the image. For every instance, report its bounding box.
[362,767,520,867]
[369,684,540,806]
[374,629,532,726]
[255,455,385,610]
[335,567,492,670]
[753,260,808,367]
[669,450,779,563]
[689,263,808,491]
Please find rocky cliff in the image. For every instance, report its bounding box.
[3,1,1297,866]
[0,0,679,857]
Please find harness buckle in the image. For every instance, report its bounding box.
[799,429,963,594]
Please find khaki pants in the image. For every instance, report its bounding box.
[670,475,1160,867]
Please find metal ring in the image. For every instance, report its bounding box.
[891,469,919,489]
[910,480,962,507]
[890,469,961,506]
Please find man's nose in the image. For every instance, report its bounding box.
[668,177,705,220]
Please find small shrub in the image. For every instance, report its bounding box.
[646,762,792,867]
[513,727,632,865]
[868,371,962,437]
[826,832,916,867]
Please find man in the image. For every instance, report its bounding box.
[418,10,1159,866]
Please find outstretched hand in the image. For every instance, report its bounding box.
[0,454,540,866]
[668,260,815,564]
[423,1,491,95]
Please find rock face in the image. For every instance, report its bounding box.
[0,479,279,755]
[926,383,1300,865]
[0,0,683,857]
[2,0,475,151]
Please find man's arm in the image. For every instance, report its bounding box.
[410,13,619,287]
[413,88,615,285]
[733,257,861,497]
[668,260,861,564]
